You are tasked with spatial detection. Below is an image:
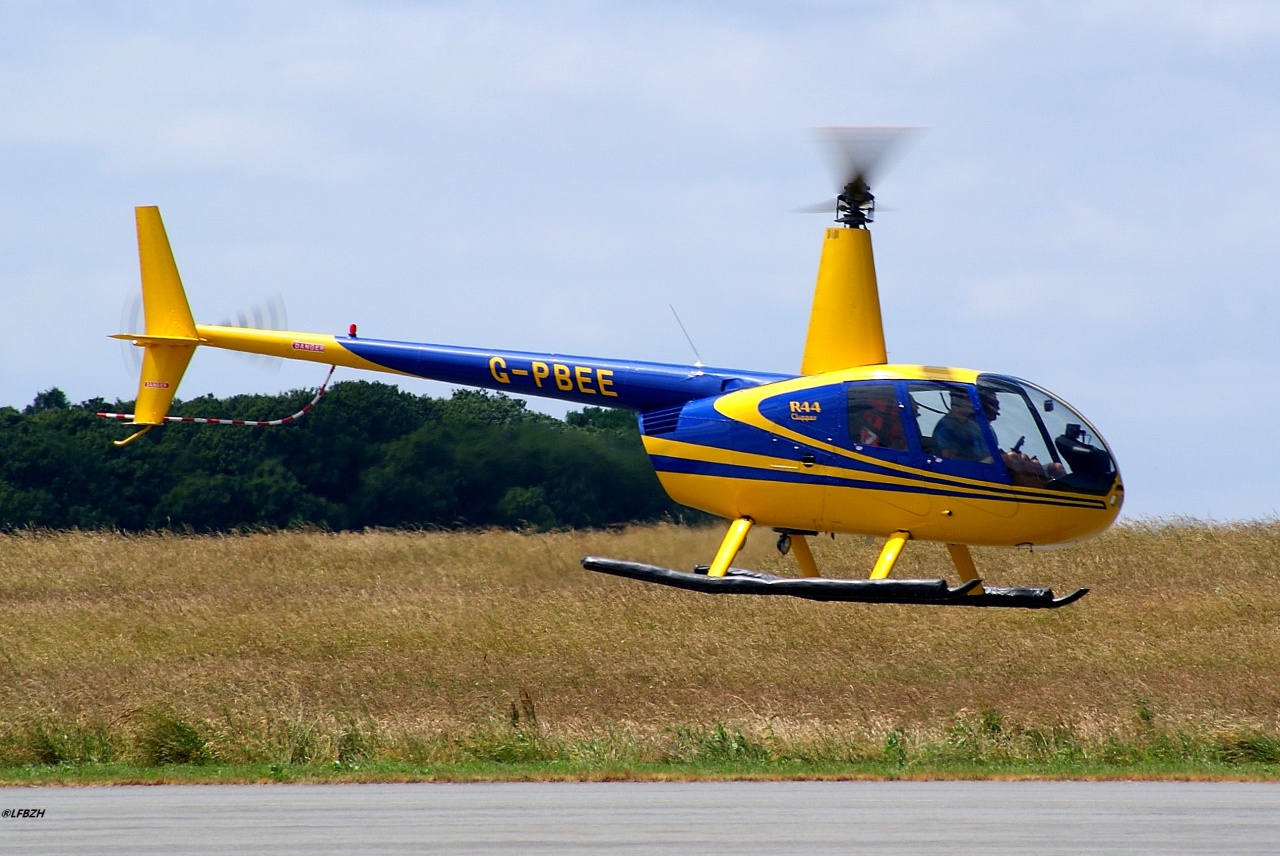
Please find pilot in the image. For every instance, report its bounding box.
[979,391,1066,484]
[933,389,992,462]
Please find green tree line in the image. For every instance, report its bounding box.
[0,382,697,532]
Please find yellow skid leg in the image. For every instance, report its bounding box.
[870,531,910,580]
[707,517,754,578]
[791,534,820,578]
[946,543,985,595]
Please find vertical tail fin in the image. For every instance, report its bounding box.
[110,207,201,435]
[136,206,198,343]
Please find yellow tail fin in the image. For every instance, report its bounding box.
[110,207,201,431]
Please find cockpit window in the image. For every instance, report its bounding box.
[973,383,1060,487]
[978,375,1117,493]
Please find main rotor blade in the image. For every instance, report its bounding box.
[792,198,839,215]
[812,126,921,193]
[791,198,896,216]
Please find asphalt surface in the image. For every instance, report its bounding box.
[2,781,1278,854]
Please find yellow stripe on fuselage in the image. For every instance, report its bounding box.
[646,449,1117,546]
[644,433,1105,511]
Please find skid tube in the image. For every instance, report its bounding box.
[580,557,1088,609]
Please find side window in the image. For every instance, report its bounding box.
[907,381,1004,481]
[846,383,908,453]
[907,382,990,462]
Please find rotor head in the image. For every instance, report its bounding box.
[806,126,920,227]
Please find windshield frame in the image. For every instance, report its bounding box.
[977,373,1118,494]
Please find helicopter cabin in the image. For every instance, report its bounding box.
[832,375,1116,493]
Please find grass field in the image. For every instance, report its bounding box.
[1,522,1279,782]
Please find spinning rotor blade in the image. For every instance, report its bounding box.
[119,293,144,373]
[799,126,921,226]
[813,125,920,195]
[792,198,840,215]
[791,198,898,216]
[218,294,288,333]
[217,294,288,372]
[119,293,290,376]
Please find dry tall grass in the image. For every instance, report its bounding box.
[1,522,1278,768]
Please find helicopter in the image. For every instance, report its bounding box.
[103,128,1122,608]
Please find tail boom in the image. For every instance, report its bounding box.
[116,207,791,437]
[198,325,791,412]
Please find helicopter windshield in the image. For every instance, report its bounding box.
[976,375,1117,493]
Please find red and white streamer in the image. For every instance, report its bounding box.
[97,365,336,427]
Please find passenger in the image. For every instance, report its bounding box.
[850,395,908,450]
[932,389,992,462]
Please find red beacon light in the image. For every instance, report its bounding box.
[348,323,358,339]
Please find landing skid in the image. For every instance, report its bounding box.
[581,557,1088,609]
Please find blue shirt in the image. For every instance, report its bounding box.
[933,413,990,461]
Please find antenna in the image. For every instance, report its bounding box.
[669,304,704,368]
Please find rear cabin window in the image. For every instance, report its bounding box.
[846,383,909,454]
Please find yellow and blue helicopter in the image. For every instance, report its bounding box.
[106,129,1122,608]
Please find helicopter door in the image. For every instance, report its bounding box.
[752,384,847,529]
[905,381,1005,483]
[826,380,931,525]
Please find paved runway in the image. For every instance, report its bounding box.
[2,781,1278,854]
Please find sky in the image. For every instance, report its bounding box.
[2,1,1278,521]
